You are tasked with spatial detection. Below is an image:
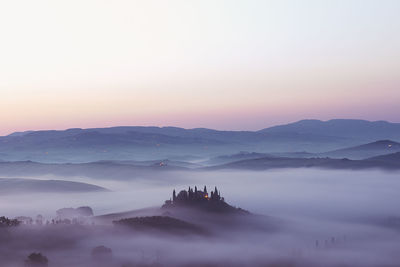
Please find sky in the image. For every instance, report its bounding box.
[0,0,399,135]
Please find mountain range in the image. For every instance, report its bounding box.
[0,119,399,163]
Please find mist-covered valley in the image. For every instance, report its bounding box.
[1,167,400,267]
[1,120,400,266]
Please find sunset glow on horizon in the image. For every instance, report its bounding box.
[0,0,399,135]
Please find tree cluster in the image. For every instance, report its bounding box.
[172,186,223,204]
[0,216,20,227]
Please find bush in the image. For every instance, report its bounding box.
[0,216,20,227]
[25,252,48,267]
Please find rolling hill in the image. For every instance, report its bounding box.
[208,156,400,171]
[0,178,108,194]
[0,160,185,181]
[203,152,273,165]
[321,140,400,159]
[367,152,400,163]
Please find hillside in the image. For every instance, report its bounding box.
[0,178,108,194]
[208,156,400,171]
[367,152,400,163]
[260,119,400,142]
[203,152,273,165]
[114,216,206,235]
[321,140,400,159]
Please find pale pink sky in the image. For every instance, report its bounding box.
[0,0,399,135]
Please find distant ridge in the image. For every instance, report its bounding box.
[207,156,400,171]
[204,152,273,165]
[329,140,400,152]
[0,119,399,162]
[322,140,400,159]
[260,119,400,141]
[7,130,34,137]
[5,119,400,139]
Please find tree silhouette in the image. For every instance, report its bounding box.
[0,216,20,227]
[25,252,48,267]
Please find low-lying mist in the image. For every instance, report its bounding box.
[1,168,400,266]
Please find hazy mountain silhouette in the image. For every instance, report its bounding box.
[260,119,400,141]
[0,119,399,162]
[321,140,400,159]
[208,156,400,171]
[0,155,399,183]
[205,140,400,164]
[204,151,320,165]
[203,151,273,165]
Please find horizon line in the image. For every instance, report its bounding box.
[3,118,398,137]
